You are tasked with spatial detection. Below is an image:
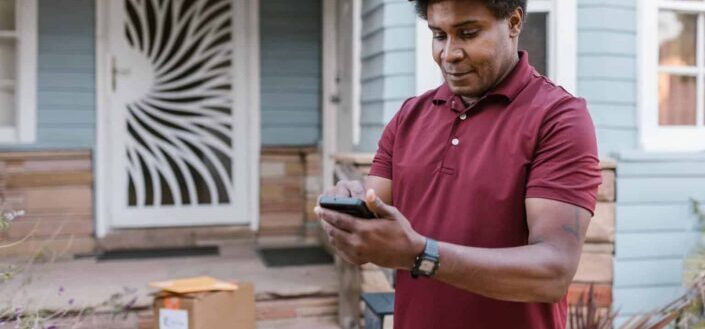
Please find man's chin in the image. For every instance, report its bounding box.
[446,82,483,98]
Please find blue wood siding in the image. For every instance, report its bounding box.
[578,0,638,157]
[0,0,97,151]
[260,0,322,146]
[357,0,416,152]
[612,152,705,324]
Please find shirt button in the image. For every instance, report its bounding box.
[459,113,468,120]
[451,138,459,146]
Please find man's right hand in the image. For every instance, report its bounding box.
[318,180,367,201]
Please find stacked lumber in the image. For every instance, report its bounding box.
[0,151,95,259]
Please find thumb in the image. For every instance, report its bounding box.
[365,189,395,218]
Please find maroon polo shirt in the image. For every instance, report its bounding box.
[368,52,602,329]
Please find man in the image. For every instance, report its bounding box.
[314,0,602,328]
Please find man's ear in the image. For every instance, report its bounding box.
[508,7,523,38]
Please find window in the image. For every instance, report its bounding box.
[639,0,705,151]
[415,0,577,95]
[0,0,36,144]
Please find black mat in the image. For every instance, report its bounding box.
[257,246,334,267]
[96,245,220,261]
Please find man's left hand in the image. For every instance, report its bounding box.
[315,189,426,269]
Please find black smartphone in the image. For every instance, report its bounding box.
[319,196,377,219]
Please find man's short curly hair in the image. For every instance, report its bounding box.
[412,0,527,20]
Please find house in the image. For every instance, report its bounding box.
[0,0,703,326]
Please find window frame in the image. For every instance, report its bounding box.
[639,0,705,152]
[0,0,37,144]
[415,0,577,95]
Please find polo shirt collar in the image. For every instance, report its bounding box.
[431,51,533,107]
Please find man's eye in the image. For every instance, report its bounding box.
[461,30,479,38]
[433,33,446,40]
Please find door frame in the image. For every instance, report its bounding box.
[94,0,261,237]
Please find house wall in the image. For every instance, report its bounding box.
[260,0,323,146]
[577,1,705,324]
[7,0,96,150]
[612,153,705,323]
[0,0,322,152]
[357,0,416,152]
[577,0,638,157]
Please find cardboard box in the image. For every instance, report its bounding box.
[151,276,255,329]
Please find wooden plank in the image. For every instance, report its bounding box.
[597,170,615,202]
[261,146,318,155]
[614,258,683,288]
[582,243,614,254]
[567,283,613,307]
[362,269,394,293]
[586,202,615,243]
[574,253,613,283]
[619,161,705,177]
[6,171,92,188]
[332,163,363,329]
[618,177,705,203]
[616,232,698,259]
[331,153,375,165]
[0,236,95,259]
[616,203,694,232]
[22,186,93,213]
[0,150,91,160]
[613,285,684,315]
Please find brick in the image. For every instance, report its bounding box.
[574,253,613,283]
[260,162,286,178]
[567,283,613,307]
[582,243,614,254]
[21,159,92,172]
[6,219,93,239]
[597,170,615,202]
[98,226,254,250]
[285,162,305,176]
[0,236,95,259]
[260,155,300,163]
[22,186,93,213]
[305,177,322,193]
[259,212,304,230]
[586,202,615,243]
[6,171,92,188]
[260,200,304,213]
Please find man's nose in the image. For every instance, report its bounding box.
[443,38,464,63]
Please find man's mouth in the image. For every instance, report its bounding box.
[446,70,473,79]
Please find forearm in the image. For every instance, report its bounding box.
[432,242,578,303]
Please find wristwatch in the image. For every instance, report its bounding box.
[411,238,440,279]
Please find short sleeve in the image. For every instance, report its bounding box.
[525,97,602,215]
[368,99,411,180]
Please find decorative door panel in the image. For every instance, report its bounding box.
[107,0,249,227]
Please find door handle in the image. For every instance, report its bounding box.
[111,57,131,91]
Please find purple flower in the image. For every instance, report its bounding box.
[58,286,64,295]
[123,296,138,310]
[45,325,58,329]
[68,298,74,305]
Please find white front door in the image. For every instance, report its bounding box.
[102,0,256,228]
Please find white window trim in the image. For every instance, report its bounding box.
[415,0,577,95]
[0,0,37,144]
[638,0,705,152]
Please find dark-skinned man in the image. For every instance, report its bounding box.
[314,0,602,328]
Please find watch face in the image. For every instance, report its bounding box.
[419,259,435,273]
